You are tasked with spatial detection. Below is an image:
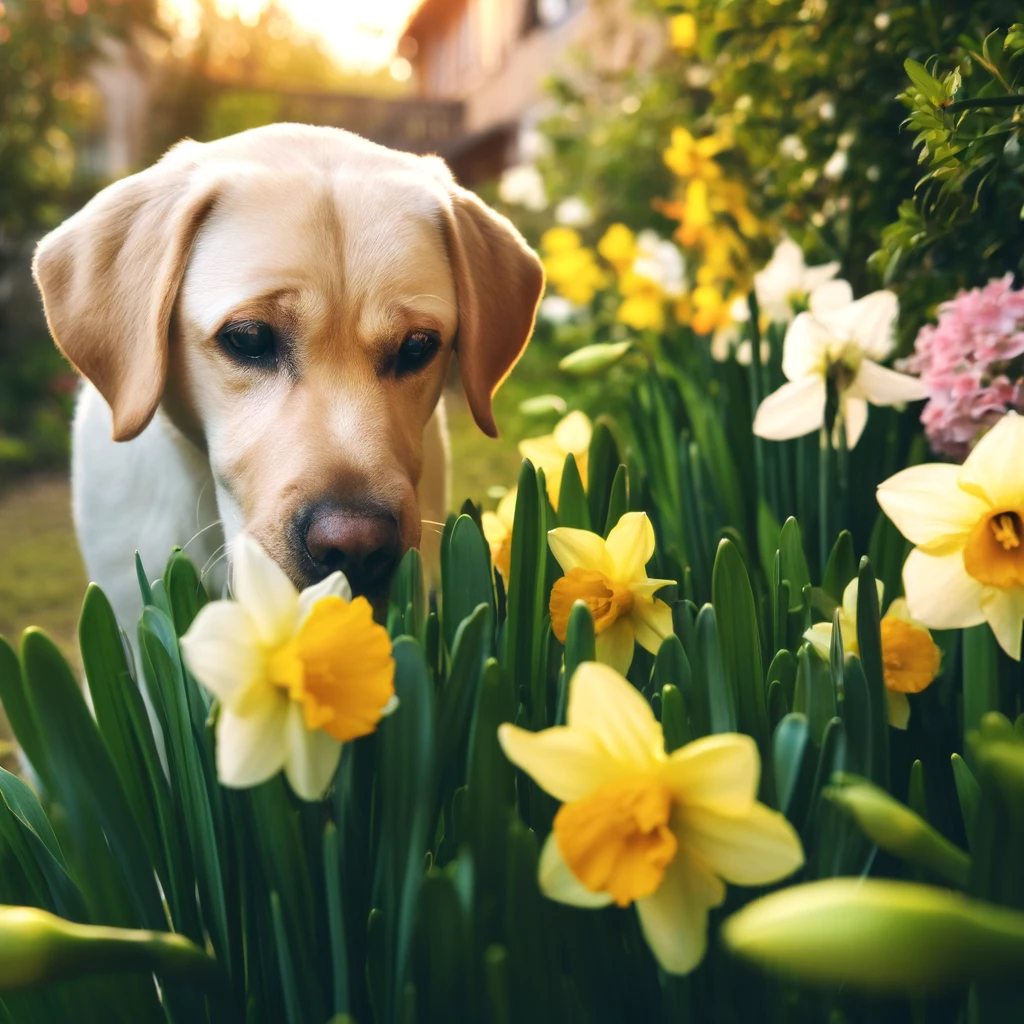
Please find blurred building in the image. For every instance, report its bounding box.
[402,0,589,182]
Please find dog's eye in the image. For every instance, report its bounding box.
[217,321,277,366]
[396,329,439,376]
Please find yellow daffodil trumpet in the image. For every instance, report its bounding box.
[180,534,397,801]
[548,511,674,674]
[876,411,1024,659]
[803,579,941,729]
[498,663,804,974]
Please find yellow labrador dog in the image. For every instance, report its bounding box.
[33,123,543,626]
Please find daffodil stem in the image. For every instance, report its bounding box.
[836,418,849,540]
[819,426,831,577]
[746,293,769,511]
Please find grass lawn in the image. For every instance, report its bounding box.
[0,475,86,660]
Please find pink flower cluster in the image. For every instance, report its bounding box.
[900,274,1024,460]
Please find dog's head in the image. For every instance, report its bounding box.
[33,124,543,604]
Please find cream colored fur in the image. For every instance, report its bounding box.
[34,123,543,629]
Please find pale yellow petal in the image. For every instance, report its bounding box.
[552,410,593,455]
[662,733,758,812]
[547,527,613,575]
[497,487,518,528]
[808,279,853,316]
[497,722,623,801]
[958,411,1024,510]
[295,570,352,626]
[605,512,656,580]
[903,548,986,631]
[631,598,674,655]
[538,832,613,908]
[980,588,1024,661]
[216,690,288,789]
[566,662,662,768]
[231,534,299,646]
[634,845,725,975]
[840,396,868,449]
[753,376,826,441]
[841,577,883,623]
[849,360,929,406]
[679,802,804,885]
[781,312,830,381]
[629,578,676,600]
[481,512,507,547]
[887,690,910,730]
[519,434,564,476]
[803,622,833,661]
[876,464,986,553]
[595,618,637,676]
[282,702,343,801]
[180,601,266,705]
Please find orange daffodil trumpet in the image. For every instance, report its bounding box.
[180,535,397,801]
[752,282,928,447]
[877,412,1024,659]
[803,579,941,729]
[548,512,674,674]
[498,663,804,974]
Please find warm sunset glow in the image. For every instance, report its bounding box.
[160,0,423,73]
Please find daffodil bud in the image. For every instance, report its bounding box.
[558,341,631,376]
[825,774,970,887]
[0,906,219,991]
[722,879,1024,992]
[518,394,568,417]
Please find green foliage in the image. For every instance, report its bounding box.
[872,29,1024,337]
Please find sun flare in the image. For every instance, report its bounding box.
[159,0,422,73]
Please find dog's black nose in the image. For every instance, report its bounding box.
[301,506,401,598]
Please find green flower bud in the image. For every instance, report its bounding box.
[722,879,1024,992]
[825,774,970,887]
[558,341,631,376]
[518,394,568,417]
[0,906,220,991]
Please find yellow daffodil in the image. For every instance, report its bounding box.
[548,512,674,673]
[804,579,941,729]
[597,223,638,273]
[663,127,727,182]
[498,662,804,974]
[876,412,1024,659]
[519,410,592,506]
[669,13,698,53]
[617,270,666,331]
[180,535,397,800]
[540,228,608,306]
[482,487,517,582]
[676,179,714,248]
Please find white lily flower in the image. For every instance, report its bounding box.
[752,282,929,447]
[753,237,841,324]
[180,535,397,801]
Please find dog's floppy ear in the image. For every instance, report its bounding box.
[443,186,544,438]
[33,149,220,442]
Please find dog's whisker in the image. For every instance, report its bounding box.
[419,519,447,527]
[182,519,224,552]
[200,543,229,583]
